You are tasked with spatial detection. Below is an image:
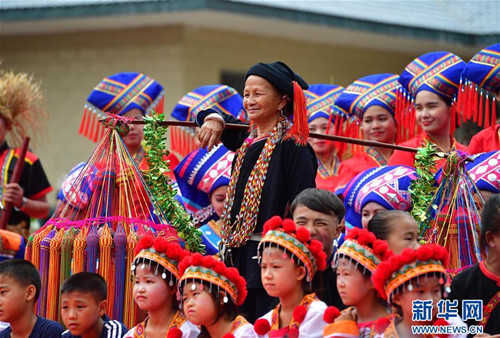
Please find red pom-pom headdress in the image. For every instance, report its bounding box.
[258,216,327,282]
[132,235,189,283]
[372,244,449,302]
[335,228,393,274]
[178,253,247,306]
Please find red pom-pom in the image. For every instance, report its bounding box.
[316,251,327,271]
[433,319,450,338]
[374,317,391,334]
[153,237,168,253]
[222,334,235,338]
[282,218,296,233]
[136,235,154,254]
[263,216,283,234]
[288,328,299,338]
[308,240,322,255]
[292,305,307,323]
[323,306,340,323]
[295,227,310,243]
[254,319,271,335]
[167,328,182,338]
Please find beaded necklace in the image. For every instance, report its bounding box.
[221,116,287,248]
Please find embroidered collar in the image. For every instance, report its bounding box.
[270,293,319,333]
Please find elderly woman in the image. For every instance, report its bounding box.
[196,61,317,321]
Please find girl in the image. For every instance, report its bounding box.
[388,51,468,170]
[449,194,500,335]
[340,165,417,229]
[254,216,329,338]
[305,84,344,191]
[323,228,392,338]
[178,253,255,338]
[372,244,466,337]
[334,74,400,189]
[124,236,199,338]
[368,210,420,254]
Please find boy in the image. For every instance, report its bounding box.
[60,272,127,338]
[291,188,345,309]
[0,259,63,338]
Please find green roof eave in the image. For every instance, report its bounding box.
[1,0,498,46]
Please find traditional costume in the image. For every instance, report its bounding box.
[304,84,344,191]
[334,74,401,190]
[124,236,199,338]
[324,228,392,338]
[389,51,468,169]
[254,216,329,338]
[466,150,500,196]
[0,71,52,240]
[178,253,255,338]
[372,245,466,338]
[195,62,317,321]
[339,165,417,229]
[462,43,500,154]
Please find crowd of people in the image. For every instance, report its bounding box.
[0,42,499,338]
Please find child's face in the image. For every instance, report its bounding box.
[60,291,105,336]
[336,258,374,306]
[386,216,419,254]
[182,282,217,326]
[393,275,443,324]
[133,265,173,312]
[260,247,306,298]
[0,276,35,323]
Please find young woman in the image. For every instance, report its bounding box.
[334,74,400,189]
[323,228,392,338]
[388,52,468,169]
[449,194,500,335]
[124,236,199,338]
[253,216,329,337]
[196,62,317,321]
[178,253,255,338]
[372,245,466,338]
[304,84,344,191]
[340,165,417,230]
[368,210,420,254]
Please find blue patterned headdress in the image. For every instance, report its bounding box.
[80,72,164,142]
[335,73,400,120]
[174,144,234,216]
[304,84,344,123]
[466,151,500,194]
[341,166,417,228]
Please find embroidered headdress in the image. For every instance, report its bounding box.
[335,227,392,274]
[79,72,164,142]
[0,70,47,147]
[372,244,449,301]
[305,84,344,123]
[258,216,327,282]
[179,252,247,306]
[132,235,189,286]
[457,43,500,130]
[466,150,500,194]
[341,165,417,228]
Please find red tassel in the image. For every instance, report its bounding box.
[492,96,497,129]
[326,113,333,135]
[93,121,101,143]
[478,92,484,128]
[79,108,89,136]
[449,103,456,137]
[485,94,491,129]
[87,112,96,141]
[473,86,479,123]
[155,96,165,115]
[467,82,474,121]
[284,81,309,145]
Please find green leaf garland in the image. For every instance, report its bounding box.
[143,113,204,253]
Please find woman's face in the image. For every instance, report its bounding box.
[361,106,396,144]
[243,75,286,125]
[308,117,336,156]
[414,90,451,137]
[209,185,227,218]
[122,108,145,151]
[361,202,386,228]
[336,258,374,307]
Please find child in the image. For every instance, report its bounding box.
[60,272,127,338]
[0,259,62,338]
[124,236,199,338]
[449,194,500,335]
[323,227,392,337]
[253,216,329,338]
[178,252,255,337]
[372,244,465,337]
[368,210,419,254]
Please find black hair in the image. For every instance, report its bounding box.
[368,210,414,240]
[291,188,345,221]
[0,259,41,302]
[480,194,500,253]
[61,272,107,303]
